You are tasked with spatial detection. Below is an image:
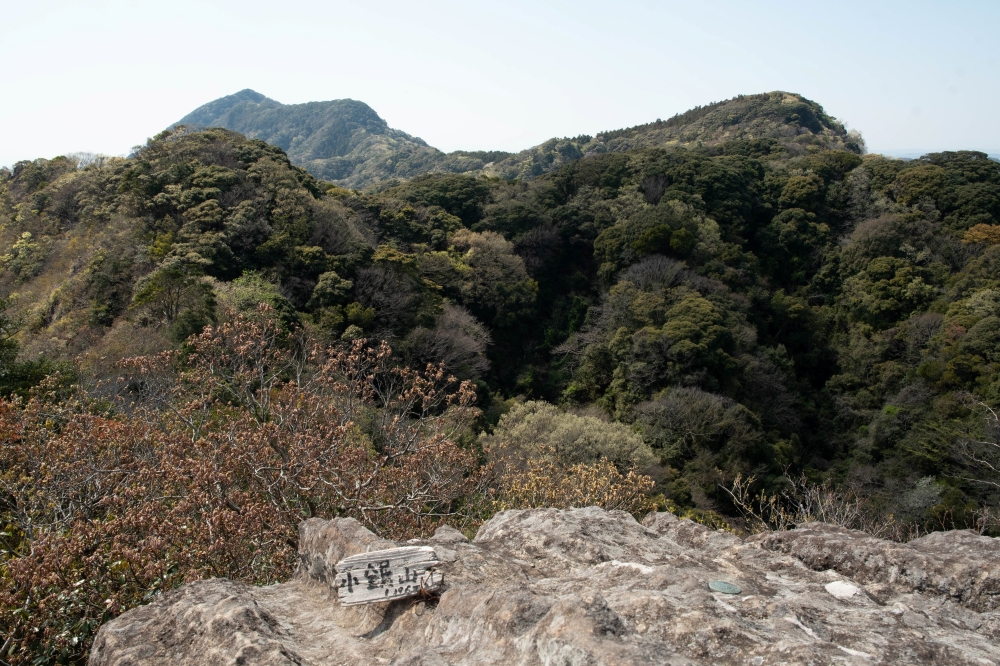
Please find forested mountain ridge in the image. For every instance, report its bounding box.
[483,91,864,180]
[4,112,999,515]
[176,90,860,188]
[174,89,509,188]
[4,92,1000,663]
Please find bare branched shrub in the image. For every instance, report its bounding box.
[354,264,423,333]
[739,353,800,432]
[618,255,686,292]
[402,302,491,380]
[0,307,482,664]
[953,397,1000,501]
[971,505,1000,536]
[641,173,669,205]
[722,473,906,540]
[513,223,560,277]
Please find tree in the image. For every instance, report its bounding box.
[0,298,68,398]
[450,230,537,327]
[1,232,51,283]
[402,303,492,380]
[756,208,829,282]
[963,224,1000,246]
[635,387,762,468]
[481,400,655,471]
[841,257,935,329]
[307,270,353,309]
[132,255,216,342]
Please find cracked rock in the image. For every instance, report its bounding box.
[89,507,1000,665]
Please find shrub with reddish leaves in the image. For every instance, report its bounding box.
[0,308,481,664]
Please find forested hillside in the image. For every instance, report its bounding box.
[483,91,864,180]
[3,93,1000,663]
[175,90,861,189]
[5,113,1000,519]
[174,89,509,188]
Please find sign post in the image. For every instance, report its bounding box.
[334,546,442,606]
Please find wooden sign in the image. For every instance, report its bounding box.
[334,546,442,606]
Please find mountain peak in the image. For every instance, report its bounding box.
[171,89,859,188]
[176,89,283,130]
[172,92,438,186]
[229,89,275,104]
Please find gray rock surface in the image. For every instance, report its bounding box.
[89,507,1000,665]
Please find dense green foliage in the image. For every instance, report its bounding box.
[4,94,1000,535]
[176,90,859,190]
[482,91,863,181]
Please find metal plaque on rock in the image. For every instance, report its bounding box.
[334,546,442,606]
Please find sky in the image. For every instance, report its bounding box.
[2,0,999,168]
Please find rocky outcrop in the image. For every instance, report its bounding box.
[750,522,1000,611]
[89,507,1000,665]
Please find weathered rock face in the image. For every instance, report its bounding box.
[89,507,1000,665]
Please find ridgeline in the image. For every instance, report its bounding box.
[3,88,1000,665]
[175,89,862,188]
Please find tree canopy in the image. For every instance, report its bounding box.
[3,95,1000,664]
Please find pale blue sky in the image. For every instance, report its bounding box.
[2,0,998,168]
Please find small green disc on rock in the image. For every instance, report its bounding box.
[709,580,741,595]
